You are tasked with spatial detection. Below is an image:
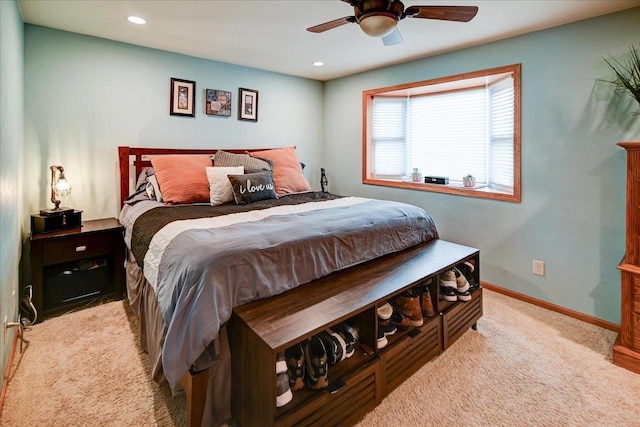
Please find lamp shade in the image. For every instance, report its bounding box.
[359,12,398,37]
[55,172,71,197]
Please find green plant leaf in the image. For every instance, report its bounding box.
[601,43,640,115]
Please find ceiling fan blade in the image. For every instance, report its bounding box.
[405,6,479,22]
[307,16,356,33]
[382,28,403,46]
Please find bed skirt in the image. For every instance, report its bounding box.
[125,250,231,426]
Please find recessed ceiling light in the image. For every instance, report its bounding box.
[312,61,324,67]
[127,16,146,25]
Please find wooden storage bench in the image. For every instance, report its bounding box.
[228,239,482,426]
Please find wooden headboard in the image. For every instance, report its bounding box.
[118,146,269,207]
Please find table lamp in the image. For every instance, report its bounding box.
[31,165,81,233]
[40,165,73,216]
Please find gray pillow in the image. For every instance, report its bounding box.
[228,171,278,205]
[214,150,273,173]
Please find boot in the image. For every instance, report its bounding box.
[394,291,423,327]
[421,288,435,317]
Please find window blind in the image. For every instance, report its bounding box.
[371,75,514,191]
[372,97,407,178]
[488,76,515,191]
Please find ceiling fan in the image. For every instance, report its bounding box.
[307,0,478,46]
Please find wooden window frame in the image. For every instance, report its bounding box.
[362,64,522,203]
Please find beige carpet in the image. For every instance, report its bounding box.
[2,290,639,426]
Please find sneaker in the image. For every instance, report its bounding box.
[439,270,458,302]
[377,327,388,349]
[459,260,480,292]
[285,343,305,391]
[394,291,423,327]
[389,310,411,330]
[341,322,360,342]
[304,335,329,389]
[468,281,480,292]
[327,329,348,362]
[460,261,479,289]
[453,267,470,293]
[317,330,344,366]
[455,288,472,302]
[276,351,287,374]
[377,302,393,320]
[331,323,358,358]
[421,288,435,317]
[276,372,293,407]
[379,317,398,336]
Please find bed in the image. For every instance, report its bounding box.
[117,146,440,426]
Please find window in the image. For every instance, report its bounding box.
[363,64,521,202]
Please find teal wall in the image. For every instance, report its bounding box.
[324,8,640,324]
[5,7,638,395]
[0,0,24,389]
[23,25,324,224]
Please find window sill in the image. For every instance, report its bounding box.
[363,178,521,203]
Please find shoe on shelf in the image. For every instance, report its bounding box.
[341,322,360,342]
[276,351,287,375]
[304,335,329,390]
[276,372,293,407]
[389,310,411,330]
[285,342,306,391]
[439,270,458,302]
[377,327,389,349]
[469,281,481,292]
[331,323,357,358]
[377,302,393,321]
[394,291,423,327]
[329,329,349,362]
[453,267,470,293]
[318,330,345,366]
[458,260,478,291]
[421,288,435,317]
[379,317,398,336]
[455,288,472,302]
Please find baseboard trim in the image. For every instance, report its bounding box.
[481,281,620,333]
[0,329,19,419]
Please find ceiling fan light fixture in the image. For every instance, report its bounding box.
[359,12,398,38]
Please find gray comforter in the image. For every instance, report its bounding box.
[121,192,438,390]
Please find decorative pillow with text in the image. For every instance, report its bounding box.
[228,171,278,205]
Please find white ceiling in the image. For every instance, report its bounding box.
[18,0,640,81]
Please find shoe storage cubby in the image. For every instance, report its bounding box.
[229,240,481,427]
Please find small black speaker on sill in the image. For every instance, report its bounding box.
[424,176,449,185]
[31,210,82,234]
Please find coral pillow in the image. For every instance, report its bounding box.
[150,155,213,204]
[250,146,311,196]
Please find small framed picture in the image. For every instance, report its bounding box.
[238,87,258,122]
[206,89,232,117]
[170,78,196,117]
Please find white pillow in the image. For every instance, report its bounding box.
[205,166,244,206]
[146,174,163,203]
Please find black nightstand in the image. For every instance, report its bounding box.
[29,218,125,321]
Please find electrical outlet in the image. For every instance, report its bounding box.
[533,260,545,276]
